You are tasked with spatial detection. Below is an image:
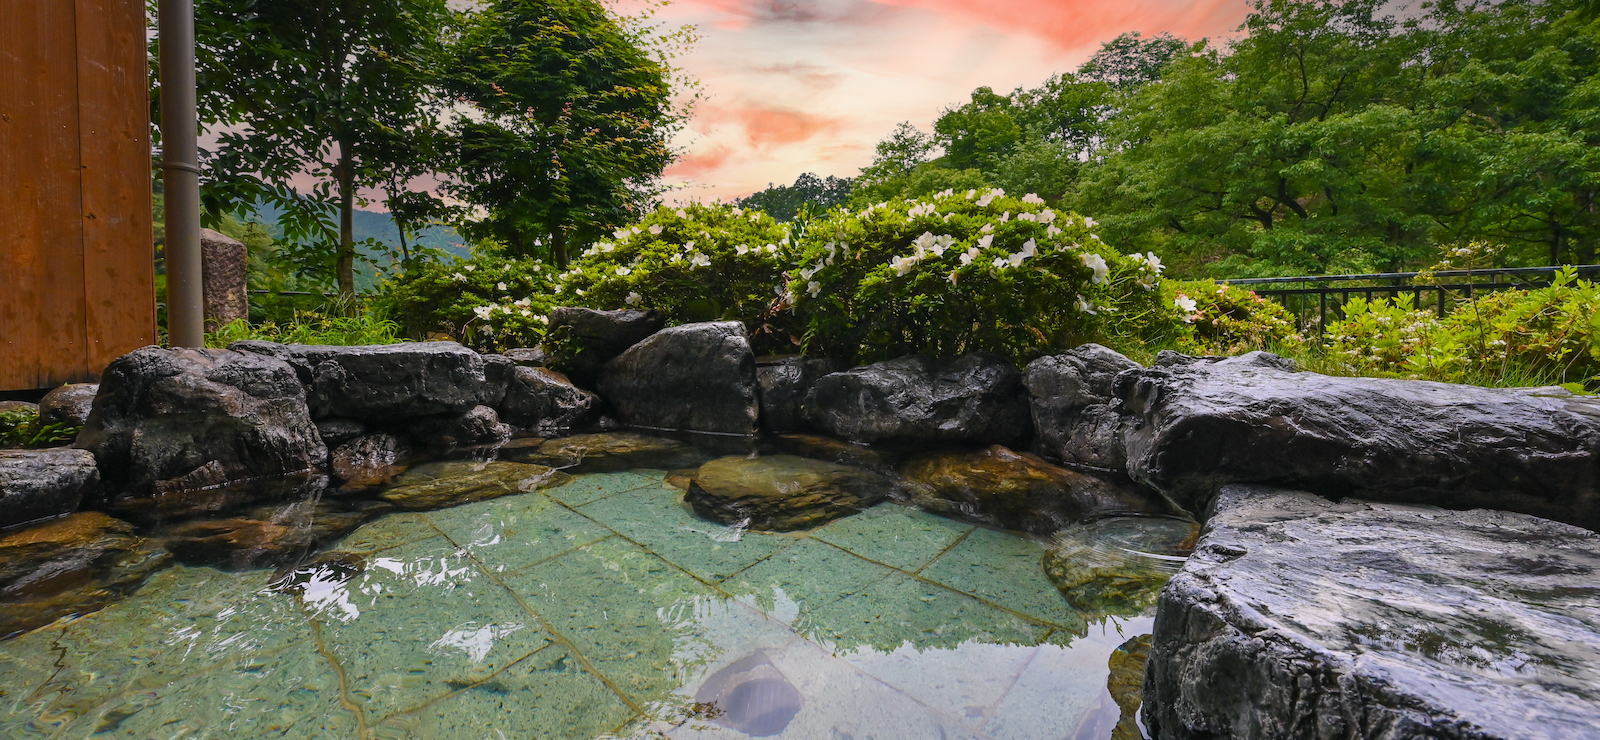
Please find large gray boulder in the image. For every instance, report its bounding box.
[1116,360,1600,530]
[76,347,327,518]
[546,307,664,383]
[230,341,502,421]
[1023,344,1140,469]
[1144,485,1600,740]
[38,383,98,428]
[597,321,759,436]
[756,356,843,435]
[496,365,598,434]
[0,448,99,527]
[406,405,513,450]
[805,353,1030,446]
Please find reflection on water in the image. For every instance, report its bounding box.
[0,469,1166,740]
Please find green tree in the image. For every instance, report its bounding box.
[1078,31,1189,90]
[194,0,451,299]
[440,0,684,266]
[734,173,853,221]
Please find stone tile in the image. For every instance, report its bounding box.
[58,641,356,740]
[981,637,1123,740]
[719,538,895,626]
[424,491,614,574]
[543,472,665,507]
[920,526,1085,630]
[332,511,440,553]
[312,537,551,722]
[373,644,638,740]
[837,639,1041,732]
[0,565,310,736]
[803,572,1051,654]
[669,636,989,740]
[811,502,974,572]
[500,537,727,705]
[577,486,798,583]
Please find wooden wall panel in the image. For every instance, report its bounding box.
[1,0,154,391]
[76,0,157,371]
[0,0,89,391]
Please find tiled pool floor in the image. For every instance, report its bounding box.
[0,471,1152,739]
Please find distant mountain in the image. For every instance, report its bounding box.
[247,202,471,291]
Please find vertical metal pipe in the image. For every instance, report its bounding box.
[159,0,204,347]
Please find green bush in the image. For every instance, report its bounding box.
[1167,279,1304,356]
[371,252,559,351]
[553,204,802,353]
[1326,267,1600,388]
[0,409,79,449]
[205,311,406,348]
[787,189,1177,363]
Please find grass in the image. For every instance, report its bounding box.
[0,410,80,449]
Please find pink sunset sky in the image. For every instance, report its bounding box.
[641,0,1256,204]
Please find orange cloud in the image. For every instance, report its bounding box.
[666,142,736,178]
[698,102,845,149]
[876,0,1247,49]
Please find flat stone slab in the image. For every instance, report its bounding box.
[1144,485,1600,740]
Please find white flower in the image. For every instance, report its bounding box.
[736,244,750,255]
[978,234,994,250]
[600,243,614,253]
[807,281,822,297]
[1007,251,1027,268]
[966,189,977,199]
[684,241,695,251]
[496,282,508,291]
[1174,294,1198,320]
[1131,251,1165,274]
[1047,225,1062,237]
[1021,238,1038,257]
[625,291,642,305]
[689,253,711,268]
[575,288,585,296]
[764,244,778,254]
[463,265,476,271]
[514,297,532,307]
[675,208,688,218]
[1022,193,1045,204]
[960,246,981,265]
[933,234,954,255]
[452,272,467,282]
[749,212,761,222]
[478,325,493,335]
[473,305,493,319]
[615,266,631,276]
[1000,211,1011,222]
[891,255,918,276]
[992,257,1009,269]
[1082,216,1098,227]
[1018,212,1036,222]
[732,207,744,216]
[980,223,994,233]
[648,224,664,235]
[1077,296,1098,315]
[520,309,532,317]
[948,270,959,284]
[1080,253,1109,284]
[1039,210,1057,224]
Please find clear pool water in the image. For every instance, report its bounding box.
[0,468,1153,739]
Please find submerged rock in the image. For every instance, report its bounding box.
[77,347,327,514]
[1143,485,1600,740]
[1116,359,1600,530]
[0,512,170,638]
[764,433,901,476]
[379,461,569,511]
[686,455,893,532]
[1043,516,1197,615]
[805,354,1031,446]
[756,356,843,435]
[500,432,712,473]
[1023,344,1139,469]
[159,499,391,570]
[38,383,98,428]
[545,307,664,383]
[496,366,598,434]
[0,448,99,528]
[1107,634,1153,740]
[598,321,759,436]
[330,433,413,490]
[898,446,1174,535]
[230,340,502,421]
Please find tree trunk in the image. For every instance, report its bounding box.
[336,142,356,305]
[552,227,568,268]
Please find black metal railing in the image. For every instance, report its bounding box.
[1220,265,1600,334]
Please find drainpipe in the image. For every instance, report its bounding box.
[159,0,204,348]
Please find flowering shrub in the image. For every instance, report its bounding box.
[1167,280,1304,355]
[1326,267,1600,387]
[371,252,558,351]
[553,204,802,352]
[786,188,1177,362]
